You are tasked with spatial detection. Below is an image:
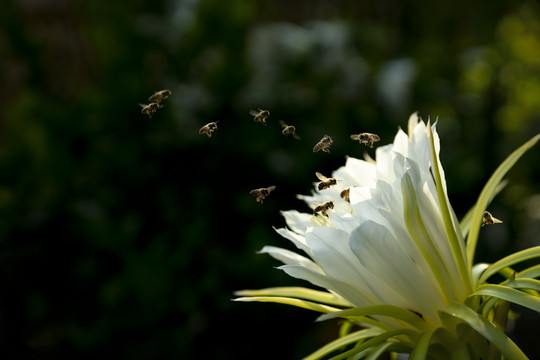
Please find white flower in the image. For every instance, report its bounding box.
[264,113,470,329]
[236,113,540,359]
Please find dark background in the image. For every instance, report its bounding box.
[1,0,539,359]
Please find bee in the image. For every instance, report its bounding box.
[340,187,351,203]
[313,135,334,153]
[250,186,276,204]
[148,89,172,107]
[482,211,503,227]
[280,120,301,140]
[313,201,334,217]
[139,102,159,118]
[315,172,337,191]
[249,108,270,125]
[199,121,219,137]
[350,133,380,148]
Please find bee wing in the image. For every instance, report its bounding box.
[350,134,359,140]
[292,132,301,140]
[139,103,147,108]
[249,109,259,116]
[315,172,327,181]
[371,134,381,141]
[249,189,261,196]
[279,120,287,128]
[491,215,503,224]
[266,185,276,193]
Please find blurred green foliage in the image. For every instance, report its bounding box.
[0,0,539,359]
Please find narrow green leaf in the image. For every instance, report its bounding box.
[459,180,508,239]
[234,296,340,313]
[478,246,540,284]
[517,264,540,279]
[318,305,429,331]
[402,172,457,302]
[427,124,472,295]
[365,342,399,360]
[466,133,540,266]
[505,278,540,291]
[441,302,528,360]
[471,284,540,313]
[328,329,415,360]
[302,327,385,360]
[409,330,435,360]
[234,286,351,307]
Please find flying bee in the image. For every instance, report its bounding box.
[340,187,351,203]
[350,133,380,148]
[199,121,219,137]
[315,172,338,191]
[482,211,503,227]
[313,135,334,153]
[148,89,172,107]
[250,186,276,204]
[139,102,159,118]
[313,201,334,217]
[249,108,270,125]
[280,120,301,140]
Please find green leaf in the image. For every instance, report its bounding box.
[302,327,385,360]
[466,133,540,266]
[441,302,528,360]
[517,264,540,279]
[478,246,540,284]
[365,342,400,360]
[505,278,540,291]
[402,172,458,302]
[317,305,428,331]
[459,180,508,239]
[409,330,435,360]
[234,286,351,307]
[427,123,472,295]
[233,296,340,313]
[328,329,415,360]
[471,284,540,313]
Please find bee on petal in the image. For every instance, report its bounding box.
[148,89,172,108]
[350,133,380,148]
[249,108,270,125]
[313,135,334,153]
[280,120,301,140]
[482,211,503,227]
[313,201,334,217]
[340,187,351,203]
[315,172,338,191]
[139,102,159,118]
[250,186,276,204]
[199,121,219,137]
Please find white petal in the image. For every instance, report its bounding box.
[259,245,321,272]
[281,210,313,235]
[349,221,446,321]
[304,227,366,289]
[278,265,376,308]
